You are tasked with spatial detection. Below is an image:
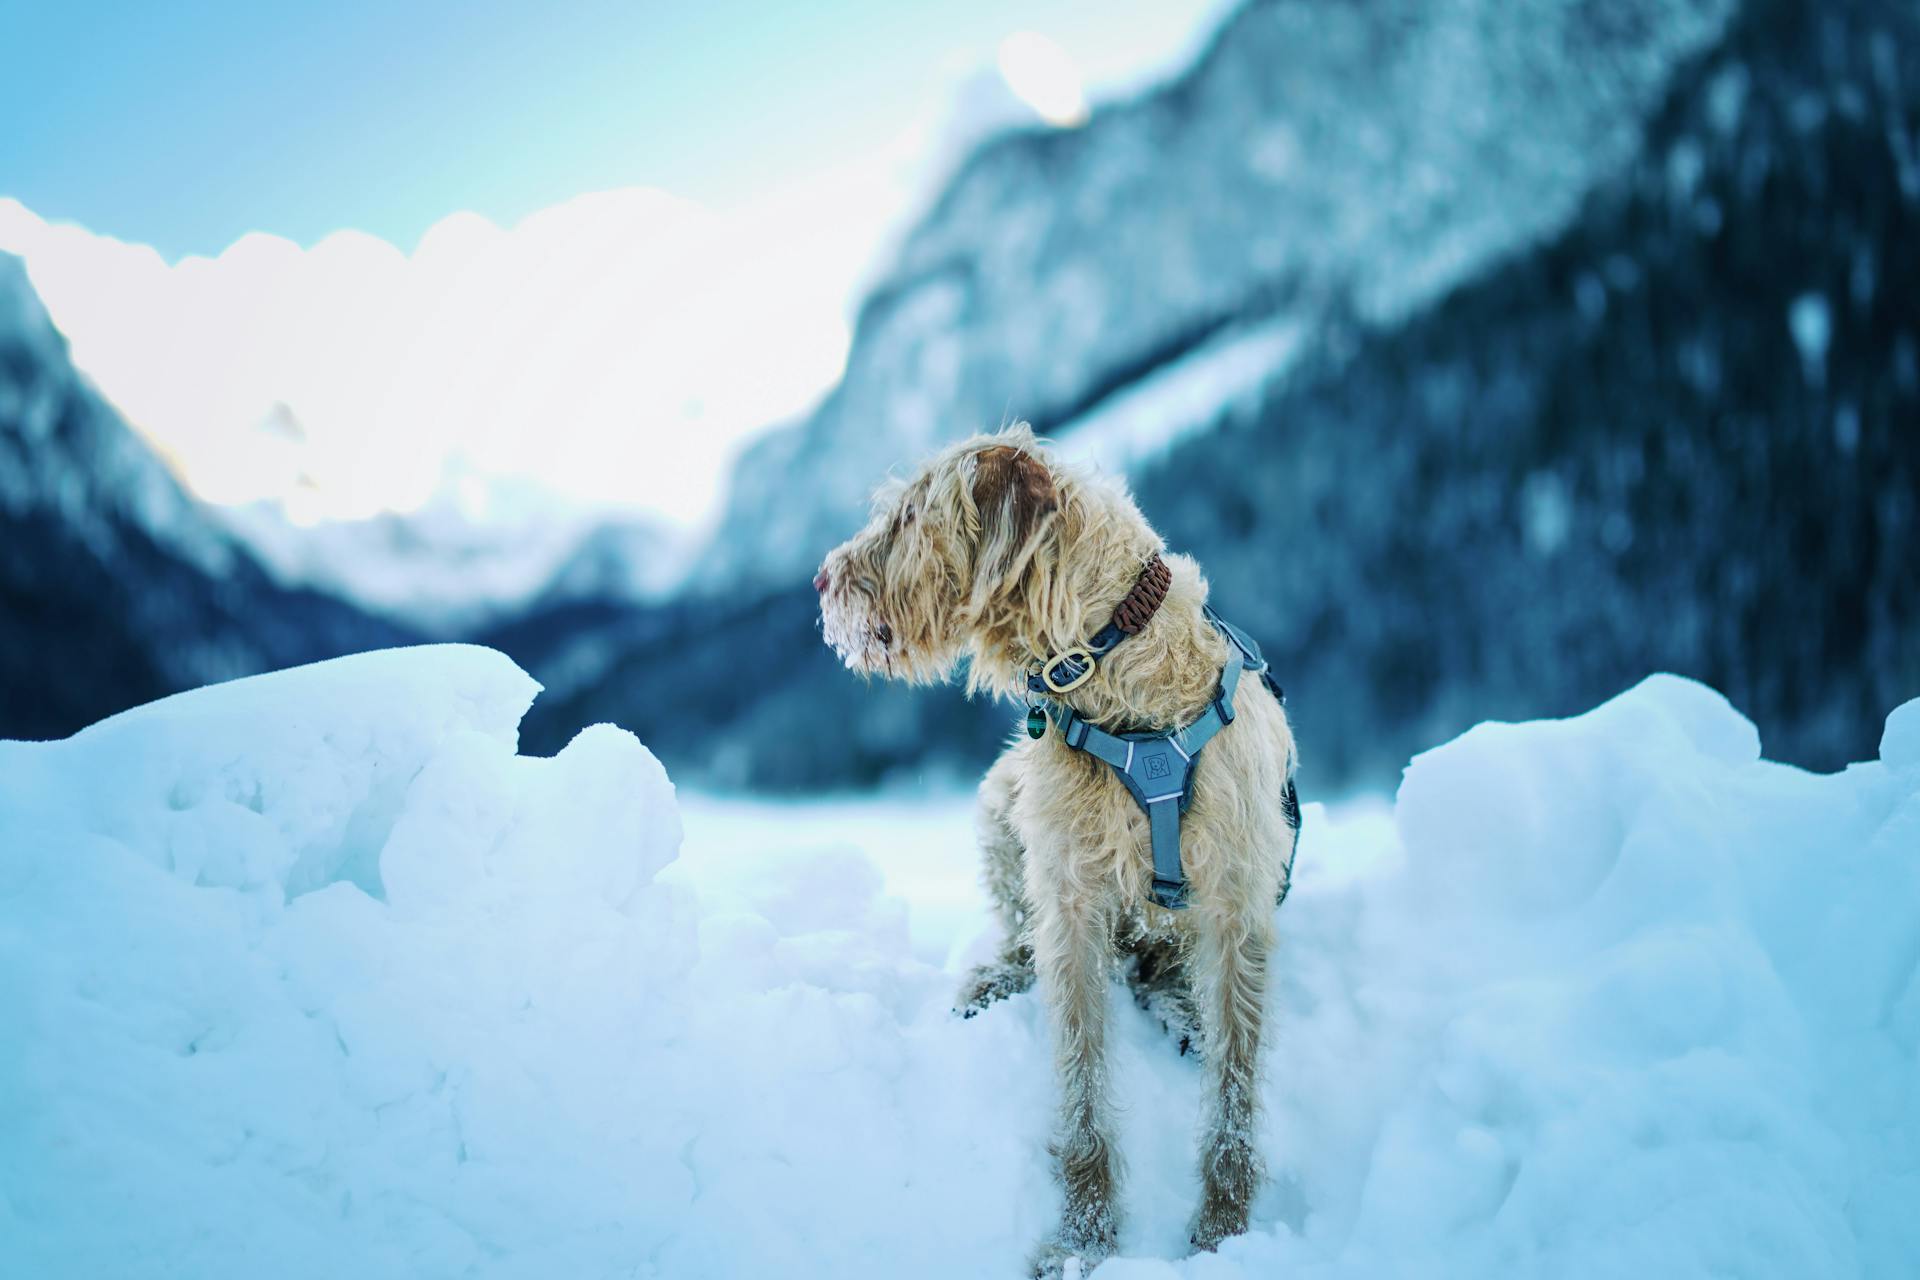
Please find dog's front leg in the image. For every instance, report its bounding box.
[1027,846,1121,1277]
[1187,894,1276,1252]
[956,755,1038,1016]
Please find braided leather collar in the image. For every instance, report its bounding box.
[1110,553,1171,635]
[1028,554,1172,695]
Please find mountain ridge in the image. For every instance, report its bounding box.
[0,252,415,739]
[490,0,1920,787]
[694,0,1736,596]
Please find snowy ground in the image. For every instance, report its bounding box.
[2,645,1916,1279]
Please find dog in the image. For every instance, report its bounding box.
[814,423,1299,1275]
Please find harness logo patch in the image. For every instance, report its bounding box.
[1145,754,1172,780]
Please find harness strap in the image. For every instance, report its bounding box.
[1147,798,1185,907]
[1043,613,1269,911]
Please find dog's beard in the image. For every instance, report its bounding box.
[819,584,893,675]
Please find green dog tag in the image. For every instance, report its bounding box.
[1026,705,1047,739]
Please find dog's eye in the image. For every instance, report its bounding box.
[900,504,916,526]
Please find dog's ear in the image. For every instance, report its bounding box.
[970,443,1058,592]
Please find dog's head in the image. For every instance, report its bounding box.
[815,423,1060,682]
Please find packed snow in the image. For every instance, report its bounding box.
[2,646,1915,1278]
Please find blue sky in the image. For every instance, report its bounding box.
[0,1,1223,529]
[3,0,1222,258]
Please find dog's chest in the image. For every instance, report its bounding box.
[1017,739,1155,879]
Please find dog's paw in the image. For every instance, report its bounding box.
[1029,1234,1112,1279]
[1187,1198,1251,1255]
[1031,1194,1118,1278]
[952,958,1035,1018]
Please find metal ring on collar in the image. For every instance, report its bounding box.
[1040,647,1097,693]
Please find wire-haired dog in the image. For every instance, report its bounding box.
[815,424,1299,1275]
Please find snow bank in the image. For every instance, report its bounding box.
[2,653,1915,1278]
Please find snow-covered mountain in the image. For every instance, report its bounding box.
[220,476,686,634]
[0,256,238,582]
[696,0,1736,594]
[0,252,412,738]
[1127,0,1920,778]
[490,0,1920,789]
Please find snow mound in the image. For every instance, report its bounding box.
[2,655,1916,1278]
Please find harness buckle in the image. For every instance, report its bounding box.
[1039,647,1098,694]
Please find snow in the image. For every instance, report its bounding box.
[1789,292,1833,388]
[3,651,1916,1278]
[675,791,988,968]
[1054,319,1306,473]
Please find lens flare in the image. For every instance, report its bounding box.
[997,32,1090,128]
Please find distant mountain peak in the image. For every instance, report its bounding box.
[691,0,1737,595]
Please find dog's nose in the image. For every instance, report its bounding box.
[813,568,831,594]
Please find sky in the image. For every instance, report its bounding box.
[0,1,1226,530]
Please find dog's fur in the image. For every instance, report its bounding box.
[817,424,1298,1275]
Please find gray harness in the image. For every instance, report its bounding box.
[1027,605,1298,911]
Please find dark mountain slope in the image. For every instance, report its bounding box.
[697,0,1733,595]
[0,255,415,739]
[1134,0,1920,777]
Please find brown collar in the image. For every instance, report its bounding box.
[1029,554,1172,695]
[1111,553,1172,635]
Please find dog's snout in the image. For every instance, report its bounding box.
[813,568,831,594]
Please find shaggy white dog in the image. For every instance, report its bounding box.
[816,424,1299,1275]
